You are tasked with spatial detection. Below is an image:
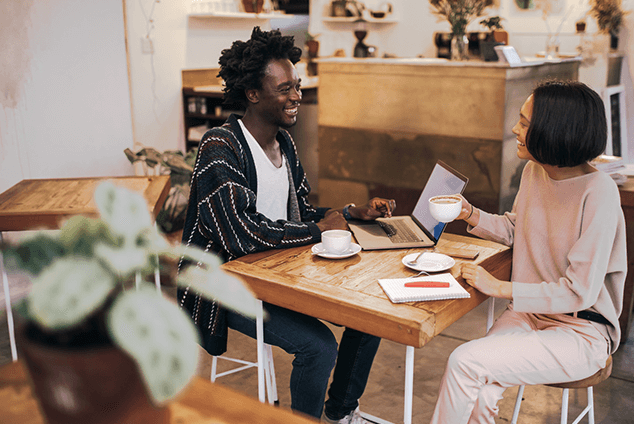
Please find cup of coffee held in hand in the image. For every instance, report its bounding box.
[321,230,352,255]
[429,195,462,223]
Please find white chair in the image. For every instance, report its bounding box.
[210,299,278,405]
[510,356,613,424]
[0,232,18,362]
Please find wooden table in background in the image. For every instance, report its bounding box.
[618,177,634,344]
[221,233,512,424]
[0,360,317,424]
[0,176,170,231]
[0,176,171,362]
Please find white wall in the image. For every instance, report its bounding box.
[2,0,631,196]
[0,0,134,194]
[125,1,310,153]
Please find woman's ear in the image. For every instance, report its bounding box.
[245,89,259,104]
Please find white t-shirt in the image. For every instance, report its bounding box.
[239,119,289,221]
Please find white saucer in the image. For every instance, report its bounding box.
[312,243,361,259]
[402,252,455,272]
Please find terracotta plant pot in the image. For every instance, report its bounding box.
[19,330,169,424]
[242,0,264,13]
[306,40,319,58]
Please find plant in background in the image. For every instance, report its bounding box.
[480,15,504,41]
[430,0,494,36]
[2,182,259,405]
[480,15,503,31]
[590,0,629,35]
[124,147,198,233]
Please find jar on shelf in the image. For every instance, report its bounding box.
[197,97,207,115]
[188,97,197,113]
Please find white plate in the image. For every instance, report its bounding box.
[402,252,456,272]
[312,243,361,259]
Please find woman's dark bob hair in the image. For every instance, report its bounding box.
[526,80,607,167]
[218,26,302,108]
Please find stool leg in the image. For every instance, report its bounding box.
[560,388,569,424]
[153,223,161,293]
[511,385,525,424]
[586,387,595,424]
[0,233,18,362]
[256,300,266,403]
[211,355,218,382]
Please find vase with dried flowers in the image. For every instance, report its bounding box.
[430,0,494,60]
[534,0,576,59]
[590,0,630,49]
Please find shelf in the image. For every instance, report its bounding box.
[188,11,294,19]
[323,16,397,24]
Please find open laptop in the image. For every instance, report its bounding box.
[348,161,468,250]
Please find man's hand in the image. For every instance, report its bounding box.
[461,263,512,299]
[350,198,397,220]
[316,210,348,232]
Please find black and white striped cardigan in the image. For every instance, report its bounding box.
[178,114,328,355]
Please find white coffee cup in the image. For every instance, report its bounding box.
[321,230,352,255]
[429,194,462,223]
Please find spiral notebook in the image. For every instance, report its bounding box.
[378,273,470,303]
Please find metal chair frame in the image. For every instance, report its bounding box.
[210,299,278,404]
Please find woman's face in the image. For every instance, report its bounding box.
[512,95,535,162]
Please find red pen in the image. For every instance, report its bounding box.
[404,281,450,288]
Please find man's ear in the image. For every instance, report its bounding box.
[245,89,259,104]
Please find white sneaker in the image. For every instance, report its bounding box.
[322,407,372,424]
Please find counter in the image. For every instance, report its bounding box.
[315,57,580,220]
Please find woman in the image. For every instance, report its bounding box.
[430,80,626,423]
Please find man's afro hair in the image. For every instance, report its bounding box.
[218,26,302,108]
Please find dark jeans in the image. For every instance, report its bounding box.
[227,303,381,419]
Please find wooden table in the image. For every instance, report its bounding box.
[0,176,171,361]
[618,177,634,344]
[0,176,170,231]
[221,233,512,424]
[0,360,317,424]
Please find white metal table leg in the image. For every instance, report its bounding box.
[256,299,266,403]
[0,232,18,362]
[404,345,415,424]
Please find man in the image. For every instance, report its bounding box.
[178,27,396,423]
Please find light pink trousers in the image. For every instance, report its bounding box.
[430,303,610,424]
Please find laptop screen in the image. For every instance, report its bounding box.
[411,161,468,242]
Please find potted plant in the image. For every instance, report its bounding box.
[305,32,320,58]
[1,182,259,424]
[590,0,630,49]
[241,0,264,13]
[430,0,494,60]
[479,16,506,61]
[124,146,198,235]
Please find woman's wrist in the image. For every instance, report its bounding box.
[466,204,474,220]
[465,205,480,227]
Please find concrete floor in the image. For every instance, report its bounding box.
[2,285,633,423]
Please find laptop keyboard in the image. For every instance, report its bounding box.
[377,221,420,243]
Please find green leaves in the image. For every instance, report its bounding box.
[2,233,66,276]
[430,0,493,35]
[29,257,116,329]
[3,181,259,405]
[170,245,262,320]
[107,287,200,405]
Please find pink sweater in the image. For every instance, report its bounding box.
[470,161,627,353]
